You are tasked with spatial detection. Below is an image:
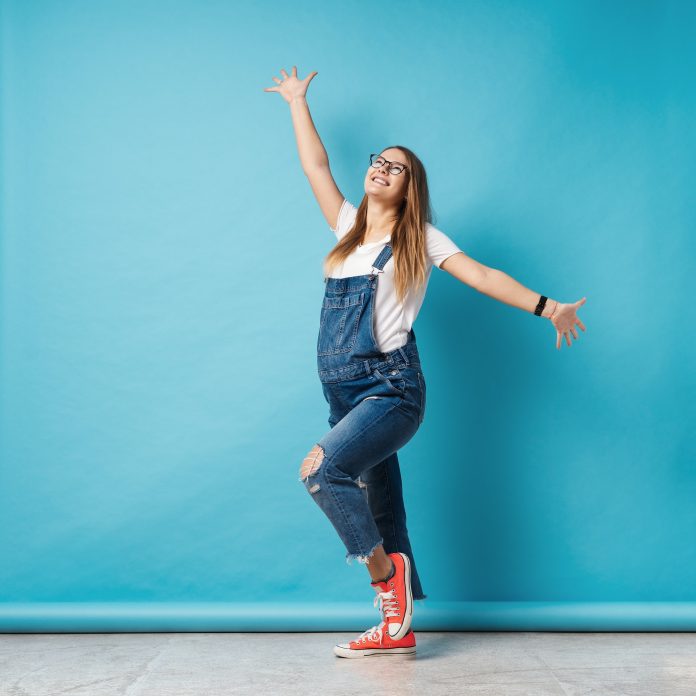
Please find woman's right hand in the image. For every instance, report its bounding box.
[263,66,318,104]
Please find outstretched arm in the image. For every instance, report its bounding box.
[440,252,587,350]
[264,66,344,231]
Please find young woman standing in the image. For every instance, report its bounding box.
[264,66,587,658]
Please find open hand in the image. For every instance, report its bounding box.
[550,297,587,350]
[263,65,318,104]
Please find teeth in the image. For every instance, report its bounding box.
[373,177,388,186]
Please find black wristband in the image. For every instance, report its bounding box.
[534,295,547,316]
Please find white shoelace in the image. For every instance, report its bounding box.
[373,587,400,618]
[352,590,401,645]
[355,620,386,644]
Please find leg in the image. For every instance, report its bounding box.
[360,452,428,600]
[364,544,394,583]
[303,425,392,582]
[299,391,420,567]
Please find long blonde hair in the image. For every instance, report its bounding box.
[323,145,434,304]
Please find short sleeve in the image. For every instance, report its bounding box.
[330,198,358,240]
[426,224,463,269]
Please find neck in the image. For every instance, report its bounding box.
[365,199,400,237]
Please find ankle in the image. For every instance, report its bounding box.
[372,559,395,584]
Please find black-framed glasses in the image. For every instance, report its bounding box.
[369,153,408,176]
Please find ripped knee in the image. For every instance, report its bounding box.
[299,443,325,481]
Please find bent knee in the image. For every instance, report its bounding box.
[299,443,325,481]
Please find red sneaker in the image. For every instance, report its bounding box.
[333,621,416,658]
[370,552,413,641]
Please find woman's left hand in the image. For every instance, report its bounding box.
[549,297,587,350]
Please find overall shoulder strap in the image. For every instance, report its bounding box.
[371,243,392,273]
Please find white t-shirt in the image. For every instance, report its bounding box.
[327,198,463,353]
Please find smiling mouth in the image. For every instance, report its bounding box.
[372,176,389,186]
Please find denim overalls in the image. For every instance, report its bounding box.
[299,243,428,601]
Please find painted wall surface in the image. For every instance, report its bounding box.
[1,0,694,627]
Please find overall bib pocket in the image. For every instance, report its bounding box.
[317,293,366,356]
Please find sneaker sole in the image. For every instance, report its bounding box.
[390,552,413,641]
[333,644,416,658]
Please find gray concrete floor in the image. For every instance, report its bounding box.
[1,632,695,695]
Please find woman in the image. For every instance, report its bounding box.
[264,66,586,658]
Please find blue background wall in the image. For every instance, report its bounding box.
[1,0,695,631]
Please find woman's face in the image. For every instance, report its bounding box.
[363,148,409,205]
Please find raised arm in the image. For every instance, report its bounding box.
[440,253,587,350]
[264,66,344,232]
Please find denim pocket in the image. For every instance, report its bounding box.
[371,367,406,395]
[317,292,366,356]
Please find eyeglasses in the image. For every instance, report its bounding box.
[369,153,408,176]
